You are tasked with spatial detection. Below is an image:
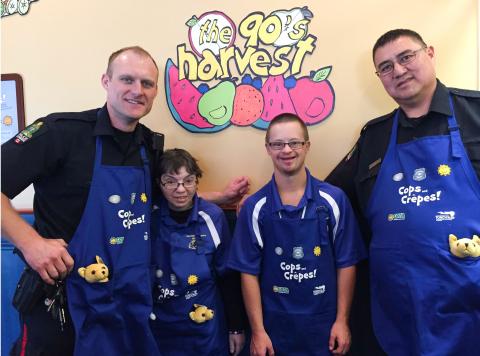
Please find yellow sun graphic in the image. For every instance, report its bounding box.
[437,164,451,176]
[140,193,147,203]
[187,275,198,285]
[313,246,321,256]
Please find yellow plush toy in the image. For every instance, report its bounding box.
[78,256,109,283]
[449,234,480,258]
[189,304,214,323]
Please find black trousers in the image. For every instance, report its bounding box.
[10,299,74,356]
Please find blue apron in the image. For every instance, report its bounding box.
[261,202,337,356]
[150,198,228,355]
[66,137,160,356]
[366,96,480,356]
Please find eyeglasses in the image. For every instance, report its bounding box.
[375,46,427,77]
[267,141,307,150]
[160,175,197,190]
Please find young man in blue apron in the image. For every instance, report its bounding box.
[228,114,367,356]
[1,46,249,356]
[327,29,480,356]
[149,148,246,356]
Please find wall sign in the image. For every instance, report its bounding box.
[1,0,38,17]
[1,73,25,145]
[165,6,335,133]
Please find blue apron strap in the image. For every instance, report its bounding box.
[316,205,332,246]
[139,145,151,197]
[94,136,103,168]
[447,95,463,158]
[389,110,400,149]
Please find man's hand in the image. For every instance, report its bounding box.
[1,193,74,285]
[329,319,351,355]
[250,329,275,356]
[221,176,250,205]
[229,332,246,356]
[21,236,74,285]
[199,176,250,206]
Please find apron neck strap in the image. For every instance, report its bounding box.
[389,95,460,158]
[446,95,462,158]
[277,205,307,220]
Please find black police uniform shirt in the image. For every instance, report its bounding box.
[326,80,480,226]
[1,105,164,244]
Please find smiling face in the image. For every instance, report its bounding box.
[159,166,197,211]
[373,36,436,109]
[266,120,310,177]
[102,50,158,131]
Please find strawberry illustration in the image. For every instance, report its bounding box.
[231,84,264,126]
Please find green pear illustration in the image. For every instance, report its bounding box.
[198,81,235,126]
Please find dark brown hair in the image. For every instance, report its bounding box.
[157,148,203,179]
[265,113,309,143]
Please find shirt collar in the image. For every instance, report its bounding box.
[270,168,314,212]
[93,104,146,145]
[158,193,199,225]
[398,79,451,126]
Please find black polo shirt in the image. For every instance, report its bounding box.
[326,80,480,232]
[1,105,164,243]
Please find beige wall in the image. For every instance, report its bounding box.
[2,0,477,208]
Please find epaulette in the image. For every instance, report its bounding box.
[45,108,98,122]
[140,125,164,150]
[448,87,480,99]
[361,110,395,133]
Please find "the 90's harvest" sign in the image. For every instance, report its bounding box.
[165,7,335,133]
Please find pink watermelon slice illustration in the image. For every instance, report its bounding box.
[165,59,230,133]
[260,75,296,122]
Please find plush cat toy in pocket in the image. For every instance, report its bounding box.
[449,234,480,258]
[78,255,109,283]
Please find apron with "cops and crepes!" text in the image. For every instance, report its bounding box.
[67,136,160,356]
[366,96,480,356]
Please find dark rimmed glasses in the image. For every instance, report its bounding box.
[267,141,307,150]
[160,175,197,191]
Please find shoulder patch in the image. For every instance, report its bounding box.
[14,120,46,144]
[449,87,480,99]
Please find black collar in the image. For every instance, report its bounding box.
[398,79,452,127]
[93,104,145,145]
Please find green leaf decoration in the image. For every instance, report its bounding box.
[185,15,199,27]
[312,66,332,82]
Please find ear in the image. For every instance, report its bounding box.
[78,267,86,278]
[425,45,435,60]
[473,235,480,244]
[96,256,104,264]
[448,234,457,244]
[101,73,110,89]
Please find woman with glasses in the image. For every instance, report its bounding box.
[149,148,246,356]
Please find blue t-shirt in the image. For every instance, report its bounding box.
[228,169,367,276]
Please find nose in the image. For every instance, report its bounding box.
[281,143,293,152]
[175,183,187,192]
[131,80,143,95]
[392,61,408,77]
